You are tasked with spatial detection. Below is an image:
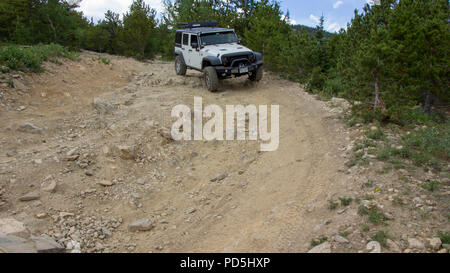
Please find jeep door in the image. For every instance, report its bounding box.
[188,35,202,70]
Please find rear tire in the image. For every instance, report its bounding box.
[204,66,219,92]
[175,55,187,76]
[249,66,263,82]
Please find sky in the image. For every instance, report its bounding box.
[78,0,375,33]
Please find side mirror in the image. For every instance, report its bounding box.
[237,38,242,44]
[191,42,198,49]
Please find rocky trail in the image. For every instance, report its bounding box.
[0,52,448,253]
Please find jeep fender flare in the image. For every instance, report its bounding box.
[202,56,221,69]
[174,50,186,64]
[254,52,263,62]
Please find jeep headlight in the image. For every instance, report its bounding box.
[221,56,230,66]
[249,53,256,63]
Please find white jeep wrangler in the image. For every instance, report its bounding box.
[174,21,264,92]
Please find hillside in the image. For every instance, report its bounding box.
[0,53,448,253]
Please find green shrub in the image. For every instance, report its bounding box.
[311,236,328,247]
[437,231,450,244]
[327,200,339,210]
[400,124,449,168]
[422,180,443,192]
[0,44,77,72]
[371,230,389,247]
[358,205,386,226]
[339,197,353,206]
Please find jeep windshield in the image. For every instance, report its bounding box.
[200,31,238,46]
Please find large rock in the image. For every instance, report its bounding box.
[366,241,381,253]
[0,235,36,253]
[128,219,154,232]
[426,238,442,251]
[17,123,43,134]
[93,98,115,114]
[408,238,425,250]
[12,79,30,93]
[32,235,65,253]
[0,218,29,238]
[307,242,331,253]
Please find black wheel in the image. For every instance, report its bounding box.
[175,55,187,76]
[249,66,263,82]
[204,66,219,92]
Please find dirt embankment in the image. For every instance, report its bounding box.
[0,52,448,253]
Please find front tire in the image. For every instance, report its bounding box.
[249,66,263,82]
[204,66,219,92]
[175,55,187,76]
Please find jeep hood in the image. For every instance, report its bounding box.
[202,43,252,57]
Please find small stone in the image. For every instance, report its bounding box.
[117,145,135,160]
[210,174,227,182]
[59,212,74,218]
[136,178,145,185]
[384,212,394,220]
[128,219,154,232]
[98,180,113,187]
[158,127,174,140]
[19,192,40,202]
[308,242,331,253]
[85,170,93,176]
[334,235,349,244]
[66,148,78,157]
[408,238,425,250]
[35,213,47,219]
[93,98,115,114]
[366,241,381,253]
[18,123,43,135]
[186,208,196,214]
[438,249,448,254]
[41,180,57,193]
[67,155,79,161]
[386,239,401,253]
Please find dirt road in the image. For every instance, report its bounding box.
[0,52,422,253]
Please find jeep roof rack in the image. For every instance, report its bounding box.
[177,20,219,29]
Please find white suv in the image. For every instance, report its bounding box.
[174,21,264,92]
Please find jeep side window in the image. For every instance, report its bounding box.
[175,32,182,47]
[191,35,198,46]
[182,34,189,46]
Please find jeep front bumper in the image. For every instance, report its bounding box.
[214,62,263,77]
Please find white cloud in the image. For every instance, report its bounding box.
[282,15,297,25]
[309,14,320,24]
[333,1,343,9]
[78,0,164,22]
[326,22,342,33]
[308,13,343,33]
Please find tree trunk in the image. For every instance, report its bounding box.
[373,57,381,109]
[374,71,380,109]
[424,88,432,113]
[424,54,434,114]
